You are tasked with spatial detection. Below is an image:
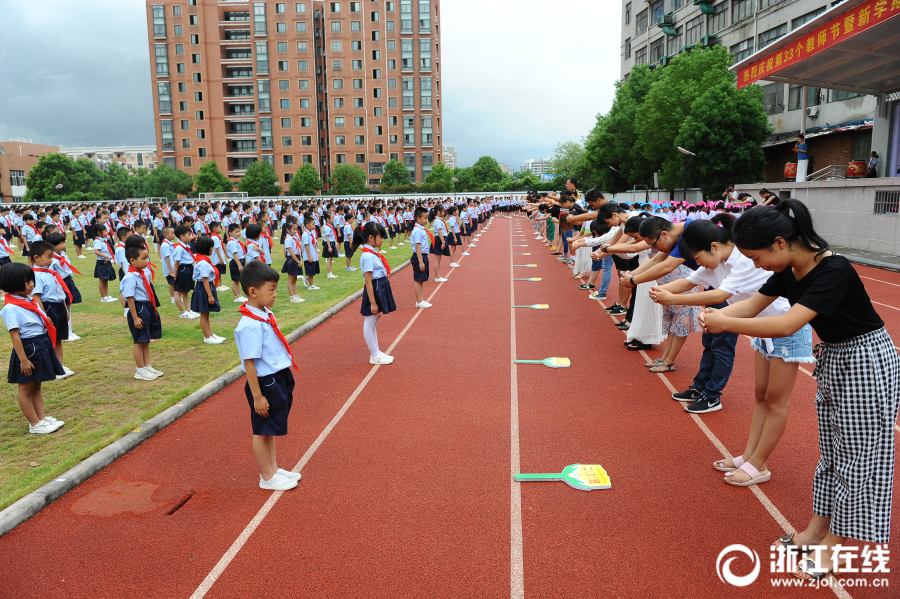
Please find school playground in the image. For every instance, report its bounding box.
[0,215,898,598]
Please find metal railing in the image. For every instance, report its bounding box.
[874,190,900,216]
[809,165,846,181]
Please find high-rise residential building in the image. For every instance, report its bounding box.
[520,158,551,176]
[442,145,456,169]
[61,146,158,171]
[145,0,443,191]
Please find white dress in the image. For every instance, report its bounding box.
[626,248,664,345]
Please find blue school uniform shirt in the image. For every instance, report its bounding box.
[0,240,10,259]
[322,224,337,243]
[24,225,40,243]
[301,230,318,261]
[342,223,354,242]
[210,235,225,266]
[245,240,264,262]
[114,243,126,267]
[173,242,195,265]
[93,238,113,261]
[284,235,301,259]
[34,269,65,303]
[410,225,430,254]
[192,259,216,282]
[432,217,448,237]
[120,270,152,302]
[159,240,176,277]
[50,256,71,279]
[449,216,461,233]
[226,238,246,260]
[667,218,699,271]
[259,236,273,264]
[233,304,293,376]
[0,297,48,339]
[359,244,388,279]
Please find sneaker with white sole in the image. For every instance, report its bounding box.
[179,312,192,319]
[327,273,339,279]
[449,263,460,268]
[301,278,309,288]
[204,336,225,345]
[369,353,394,365]
[377,351,394,363]
[212,334,227,341]
[290,296,305,303]
[234,296,247,303]
[379,250,387,254]
[259,473,298,491]
[170,297,176,304]
[338,253,346,257]
[277,468,302,481]
[216,285,230,292]
[124,309,129,318]
[43,416,64,427]
[397,242,405,246]
[348,266,358,271]
[390,246,397,250]
[29,420,63,434]
[685,395,722,414]
[187,311,201,319]
[64,333,81,342]
[145,365,164,377]
[309,285,320,290]
[76,255,86,259]
[461,252,470,256]
[134,368,158,381]
[415,301,432,308]
[435,277,448,282]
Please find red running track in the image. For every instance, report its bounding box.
[0,216,897,598]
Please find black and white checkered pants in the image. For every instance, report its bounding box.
[812,327,900,542]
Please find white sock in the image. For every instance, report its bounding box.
[363,314,380,359]
[68,318,74,336]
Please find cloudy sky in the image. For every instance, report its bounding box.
[0,0,621,169]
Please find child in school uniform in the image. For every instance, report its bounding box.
[0,262,66,434]
[30,241,74,379]
[355,222,396,365]
[191,236,226,345]
[447,205,462,268]
[281,222,305,303]
[233,261,302,491]
[429,205,450,283]
[386,208,398,250]
[159,227,179,306]
[301,216,320,290]
[121,242,164,380]
[209,221,230,292]
[244,224,265,265]
[410,207,432,309]
[172,225,200,320]
[226,223,248,303]
[342,214,358,272]
[45,233,82,341]
[321,211,340,279]
[92,223,117,302]
[115,227,131,317]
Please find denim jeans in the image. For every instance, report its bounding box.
[598,256,612,294]
[691,301,739,400]
[562,230,573,254]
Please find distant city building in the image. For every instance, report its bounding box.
[61,145,158,171]
[520,158,552,176]
[0,140,60,203]
[442,146,457,169]
[498,163,510,173]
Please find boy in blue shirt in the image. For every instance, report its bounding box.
[121,243,163,381]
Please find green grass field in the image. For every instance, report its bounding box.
[0,236,413,510]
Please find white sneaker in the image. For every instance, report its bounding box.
[461,252,471,256]
[277,468,302,481]
[43,415,64,426]
[469,244,477,248]
[170,297,176,304]
[145,365,164,376]
[309,285,320,290]
[124,308,129,318]
[348,266,358,271]
[59,366,75,379]
[29,420,63,434]
[187,311,201,319]
[390,246,397,250]
[377,351,394,363]
[326,273,339,279]
[212,334,227,341]
[64,333,81,342]
[259,473,297,491]
[398,242,405,246]
[301,277,309,288]
[290,295,305,303]
[369,353,394,365]
[449,262,460,268]
[435,277,448,282]
[179,312,192,319]
[234,296,247,303]
[216,285,230,292]
[134,368,158,381]
[76,255,86,259]
[415,301,432,308]
[338,253,345,257]
[204,336,225,345]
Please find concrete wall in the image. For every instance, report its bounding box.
[735,178,900,256]
[610,188,704,205]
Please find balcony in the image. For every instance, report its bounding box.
[222,12,250,22]
[222,30,252,42]
[224,68,253,80]
[227,104,256,117]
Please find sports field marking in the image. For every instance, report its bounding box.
[509,220,525,599]
[860,275,900,288]
[871,300,900,312]
[190,253,467,599]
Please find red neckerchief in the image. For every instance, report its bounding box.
[102,238,116,264]
[138,242,159,282]
[200,221,210,235]
[415,224,435,246]
[27,224,40,237]
[1,237,16,256]
[127,266,157,317]
[54,219,65,232]
[361,246,390,276]
[193,254,221,287]
[53,253,80,275]
[247,240,263,261]
[4,295,56,347]
[261,225,272,244]
[325,224,338,242]
[33,267,73,304]
[238,303,300,372]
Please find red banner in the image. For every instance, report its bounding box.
[737,0,900,89]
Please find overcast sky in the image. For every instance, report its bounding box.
[0,0,621,170]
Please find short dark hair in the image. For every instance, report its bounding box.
[246,224,262,240]
[240,260,279,295]
[125,244,148,263]
[29,240,55,259]
[194,235,215,256]
[45,232,66,247]
[0,262,35,294]
[174,225,192,239]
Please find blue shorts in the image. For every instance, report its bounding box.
[750,324,815,363]
[127,300,162,344]
[245,367,295,436]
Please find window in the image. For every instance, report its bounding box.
[300,117,311,127]
[388,77,397,89]
[651,0,664,23]
[404,152,416,181]
[372,50,381,60]
[175,43,184,55]
[732,0,753,24]
[374,125,383,135]
[387,1,395,10]
[636,9,648,35]
[353,78,363,89]
[163,157,176,168]
[625,2,631,23]
[296,2,306,12]
[420,115,432,146]
[296,21,307,32]
[334,97,344,108]
[624,38,631,59]
[8,170,23,187]
[335,154,346,164]
[196,110,204,120]
[758,0,783,7]
[387,20,395,31]
[299,79,309,89]
[177,63,185,73]
[297,41,307,53]
[331,21,341,31]
[354,116,364,126]
[667,28,683,56]
[179,101,188,111]
[371,10,379,21]
[791,6,827,29]
[335,116,345,127]
[355,135,365,145]
[419,38,431,70]
[729,38,753,63]
[298,60,309,71]
[685,15,703,46]
[198,148,207,158]
[330,1,341,11]
[182,138,191,149]
[189,15,198,25]
[634,46,647,65]
[192,53,200,64]
[174,25,182,35]
[789,85,822,109]
[282,117,292,127]
[258,79,271,111]
[276,22,287,32]
[279,79,290,90]
[763,83,784,114]
[374,87,382,98]
[419,76,431,108]
[333,59,343,71]
[351,1,361,11]
[332,40,342,51]
[333,78,344,89]
[276,3,286,13]
[829,88,862,102]
[181,119,189,130]
[354,97,364,107]
[356,154,366,164]
[352,40,363,51]
[418,0,430,31]
[388,59,396,69]
[183,157,192,168]
[373,69,382,79]
[387,40,396,51]
[351,21,361,31]
[390,116,398,126]
[254,1,267,34]
[193,72,201,82]
[649,38,664,64]
[279,98,289,109]
[160,120,174,152]
[302,136,312,145]
[300,98,310,108]
[372,30,380,41]
[708,2,727,34]
[157,82,172,114]
[758,23,786,50]
[373,106,382,116]
[194,91,203,101]
[277,41,288,52]
[335,135,346,145]
[283,155,294,165]
[152,4,166,38]
[155,44,169,76]
[389,97,397,107]
[191,34,199,44]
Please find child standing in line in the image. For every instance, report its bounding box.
[447,205,461,268]
[233,261,302,491]
[115,227,130,317]
[159,227,178,306]
[30,241,74,379]
[209,222,230,292]
[0,223,14,300]
[0,262,66,434]
[92,224,117,303]
[191,236,226,345]
[410,207,432,309]
[354,222,395,365]
[226,223,248,303]
[281,222,305,304]
[321,212,340,280]
[301,216,320,290]
[70,207,86,258]
[245,224,265,264]
[46,233,82,342]
[172,225,200,320]
[22,214,41,266]
[429,205,449,283]
[121,243,164,380]
[343,214,358,272]
[386,208,398,250]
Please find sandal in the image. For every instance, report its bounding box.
[649,362,675,373]
[725,462,771,487]
[644,358,663,368]
[793,555,848,581]
[713,455,744,472]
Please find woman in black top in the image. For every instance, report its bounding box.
[701,200,898,581]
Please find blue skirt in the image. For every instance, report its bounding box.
[281,259,303,276]
[94,260,116,281]
[0,256,11,267]
[127,300,162,344]
[322,241,338,258]
[174,264,194,292]
[8,334,64,384]
[246,367,295,436]
[432,236,450,256]
[360,277,397,316]
[190,281,220,313]
[63,277,82,304]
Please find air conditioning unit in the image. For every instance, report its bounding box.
[658,13,675,25]
[700,34,718,47]
[807,106,819,118]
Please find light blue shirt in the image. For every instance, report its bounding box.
[120,270,152,302]
[342,223,354,242]
[359,245,388,279]
[93,238,113,261]
[211,235,225,266]
[160,241,175,277]
[192,259,216,282]
[246,240,263,262]
[410,225,430,254]
[234,304,293,376]
[34,270,66,303]
[173,243,194,265]
[301,230,318,261]
[259,236,273,264]
[0,298,49,338]
[226,238,246,260]
[114,243,126,267]
[432,217,448,236]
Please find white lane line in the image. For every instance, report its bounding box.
[509,219,525,599]
[860,275,900,288]
[872,300,900,311]
[190,257,466,599]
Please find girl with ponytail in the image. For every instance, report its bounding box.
[429,204,450,283]
[701,199,898,580]
[353,221,396,365]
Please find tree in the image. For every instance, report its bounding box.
[131,167,151,198]
[24,153,77,202]
[194,160,234,194]
[423,161,453,193]
[675,80,771,197]
[328,164,368,195]
[380,159,411,189]
[469,156,503,190]
[289,163,323,196]
[144,164,194,200]
[238,160,279,196]
[547,140,585,180]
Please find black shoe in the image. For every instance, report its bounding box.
[625,341,648,350]
[597,293,607,300]
[604,303,621,312]
[685,395,722,414]
[608,306,627,316]
[672,388,702,402]
[578,283,595,290]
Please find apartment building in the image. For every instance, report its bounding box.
[145,0,443,190]
[0,140,60,203]
[442,145,456,168]
[520,157,552,177]
[618,0,875,151]
[61,146,158,171]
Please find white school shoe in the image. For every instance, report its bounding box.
[379,250,387,254]
[435,277,448,283]
[369,353,394,365]
[378,351,394,363]
[397,242,405,246]
[170,297,176,304]
[259,473,297,491]
[134,368,158,381]
[76,255,86,259]
[43,415,64,427]
[338,253,346,257]
[145,365,164,376]
[469,244,477,248]
[415,301,432,308]
[461,252,471,256]
[301,277,310,288]
[124,308,129,318]
[326,273,339,279]
[29,419,64,434]
[449,263,461,268]
[212,334,227,341]
[234,296,247,303]
[277,468,302,481]
[187,311,201,319]
[204,336,225,345]
[64,333,81,342]
[290,295,305,303]
[216,285,230,292]
[308,285,321,290]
